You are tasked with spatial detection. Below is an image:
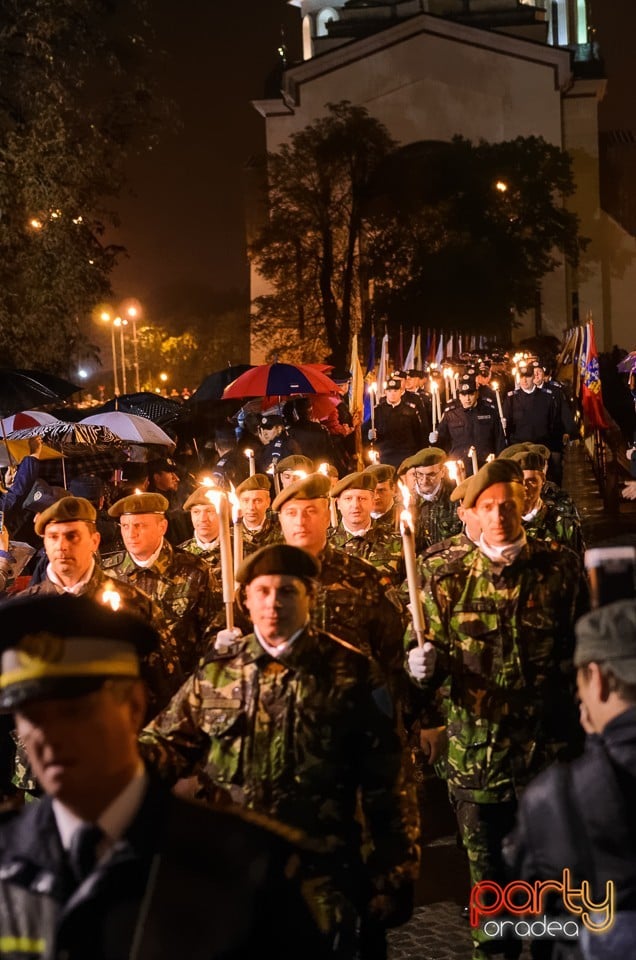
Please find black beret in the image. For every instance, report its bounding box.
[272,473,331,512]
[34,496,97,536]
[331,471,377,497]
[0,593,158,711]
[462,459,524,509]
[236,544,320,584]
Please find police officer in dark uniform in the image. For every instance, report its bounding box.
[433,374,505,475]
[400,369,433,438]
[503,362,560,478]
[370,375,428,470]
[254,414,301,474]
[0,593,329,960]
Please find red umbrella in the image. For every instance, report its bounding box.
[222,362,339,399]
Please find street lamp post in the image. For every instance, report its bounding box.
[125,306,141,393]
[114,317,128,394]
[101,311,119,396]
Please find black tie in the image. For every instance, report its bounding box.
[69,823,103,885]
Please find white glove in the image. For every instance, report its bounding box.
[501,417,507,432]
[368,428,377,442]
[407,642,436,681]
[214,627,243,654]
[622,481,636,501]
[428,431,438,444]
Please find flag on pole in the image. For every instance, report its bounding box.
[427,330,437,364]
[349,334,365,468]
[398,326,404,369]
[446,334,453,360]
[580,320,608,428]
[404,332,416,370]
[435,333,444,366]
[366,331,376,375]
[377,330,389,399]
[414,330,422,369]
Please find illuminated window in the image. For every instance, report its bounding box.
[316,7,339,36]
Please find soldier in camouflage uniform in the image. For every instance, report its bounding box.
[178,485,222,581]
[275,454,315,488]
[236,473,284,556]
[271,473,407,687]
[104,492,223,713]
[511,450,585,556]
[328,471,404,584]
[364,462,400,532]
[141,545,419,957]
[406,459,587,960]
[499,442,581,519]
[397,448,462,553]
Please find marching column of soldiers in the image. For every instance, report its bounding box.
[0,348,624,960]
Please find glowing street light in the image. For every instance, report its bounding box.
[121,299,142,392]
[114,317,128,393]
[100,309,120,396]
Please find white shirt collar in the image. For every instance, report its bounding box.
[254,622,307,659]
[520,384,536,395]
[46,559,95,594]
[522,499,543,522]
[342,521,372,537]
[243,520,265,533]
[128,539,164,569]
[53,762,148,855]
[195,535,219,551]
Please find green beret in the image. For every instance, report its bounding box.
[527,443,551,463]
[108,492,169,518]
[498,443,532,460]
[236,544,321,584]
[363,463,396,483]
[183,487,219,511]
[331,471,377,497]
[275,455,314,475]
[511,451,547,471]
[462,459,524,509]
[450,477,471,503]
[0,593,158,711]
[397,448,446,476]
[574,599,636,682]
[34,496,97,537]
[236,474,272,496]
[272,473,331,512]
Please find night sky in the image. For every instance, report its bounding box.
[108,1,635,322]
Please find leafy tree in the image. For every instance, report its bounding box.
[249,100,396,364]
[0,0,168,373]
[365,136,585,340]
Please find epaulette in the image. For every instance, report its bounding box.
[101,551,126,568]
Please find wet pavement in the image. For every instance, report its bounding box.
[387,441,634,959]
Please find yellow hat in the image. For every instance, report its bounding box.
[34,496,97,537]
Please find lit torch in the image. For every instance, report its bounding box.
[228,483,243,576]
[206,487,234,629]
[445,460,460,486]
[318,463,338,527]
[398,480,427,647]
[244,448,255,477]
[101,587,121,612]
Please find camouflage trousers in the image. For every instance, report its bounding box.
[451,793,521,960]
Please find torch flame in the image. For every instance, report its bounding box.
[134,488,142,496]
[318,462,329,476]
[200,475,214,487]
[397,479,414,535]
[101,587,121,612]
[446,460,458,483]
[244,448,253,459]
[228,482,241,523]
[491,380,499,391]
[205,487,224,511]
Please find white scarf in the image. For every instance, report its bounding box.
[478,531,527,565]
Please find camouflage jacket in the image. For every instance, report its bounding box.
[179,537,222,582]
[523,501,585,556]
[103,541,223,711]
[313,544,406,684]
[328,522,405,584]
[140,627,419,908]
[542,480,581,519]
[372,504,400,533]
[414,479,463,554]
[241,515,284,556]
[413,540,587,803]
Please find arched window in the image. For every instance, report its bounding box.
[316,7,339,37]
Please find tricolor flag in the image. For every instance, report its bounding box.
[580,321,608,429]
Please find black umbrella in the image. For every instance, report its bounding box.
[95,391,183,426]
[189,365,254,404]
[0,369,69,418]
[16,369,80,400]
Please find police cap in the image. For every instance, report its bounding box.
[385,376,403,390]
[23,479,67,515]
[236,544,320,585]
[272,473,331,512]
[459,375,477,395]
[34,496,97,537]
[258,414,284,429]
[108,492,169,518]
[0,593,158,711]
